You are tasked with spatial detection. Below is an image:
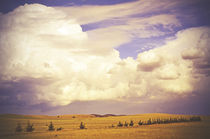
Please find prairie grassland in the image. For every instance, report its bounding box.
[0,113,209,139]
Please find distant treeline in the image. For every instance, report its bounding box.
[15,121,85,132]
[115,116,201,127]
[15,116,201,132]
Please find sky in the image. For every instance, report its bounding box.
[0,0,210,115]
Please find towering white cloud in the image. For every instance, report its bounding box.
[0,3,209,107]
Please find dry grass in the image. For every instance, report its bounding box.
[0,113,209,139]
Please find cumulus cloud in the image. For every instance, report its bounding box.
[156,64,180,80]
[182,48,203,59]
[138,27,210,96]
[137,51,162,72]
[0,4,131,106]
[0,3,210,109]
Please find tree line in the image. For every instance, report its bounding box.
[15,121,86,132]
[15,116,201,132]
[115,116,201,128]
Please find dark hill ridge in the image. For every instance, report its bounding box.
[91,114,126,117]
[0,113,126,119]
[0,113,205,119]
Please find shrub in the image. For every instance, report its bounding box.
[190,116,201,121]
[117,121,123,127]
[129,120,134,127]
[147,118,152,125]
[124,121,128,127]
[138,120,143,126]
[48,122,55,131]
[15,123,22,132]
[26,121,34,132]
[152,119,157,124]
[80,122,85,129]
[156,118,161,124]
[57,127,63,131]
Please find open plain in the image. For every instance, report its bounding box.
[0,113,209,139]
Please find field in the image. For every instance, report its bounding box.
[0,113,210,139]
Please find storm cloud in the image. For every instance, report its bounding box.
[0,1,210,114]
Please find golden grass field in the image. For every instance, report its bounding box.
[0,113,209,139]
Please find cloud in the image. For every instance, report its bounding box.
[137,51,162,72]
[56,0,190,25]
[156,64,180,80]
[0,4,131,106]
[134,26,210,97]
[180,27,210,76]
[182,48,203,59]
[56,0,183,39]
[0,3,210,111]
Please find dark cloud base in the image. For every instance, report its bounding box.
[1,95,209,115]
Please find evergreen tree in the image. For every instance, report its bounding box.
[117,121,123,127]
[190,116,201,121]
[138,120,143,126]
[48,122,55,131]
[124,121,128,127]
[26,121,34,132]
[80,122,85,129]
[147,118,152,125]
[15,123,22,132]
[129,120,134,127]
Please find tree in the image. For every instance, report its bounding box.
[26,121,34,132]
[48,122,55,131]
[147,118,152,125]
[190,116,201,122]
[117,121,123,127]
[129,120,134,127]
[57,127,63,131]
[124,121,128,127]
[138,120,143,126]
[80,122,85,129]
[15,123,22,132]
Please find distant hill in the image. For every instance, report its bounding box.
[91,114,126,117]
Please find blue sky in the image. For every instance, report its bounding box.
[0,0,210,115]
[0,0,137,13]
[1,0,210,59]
